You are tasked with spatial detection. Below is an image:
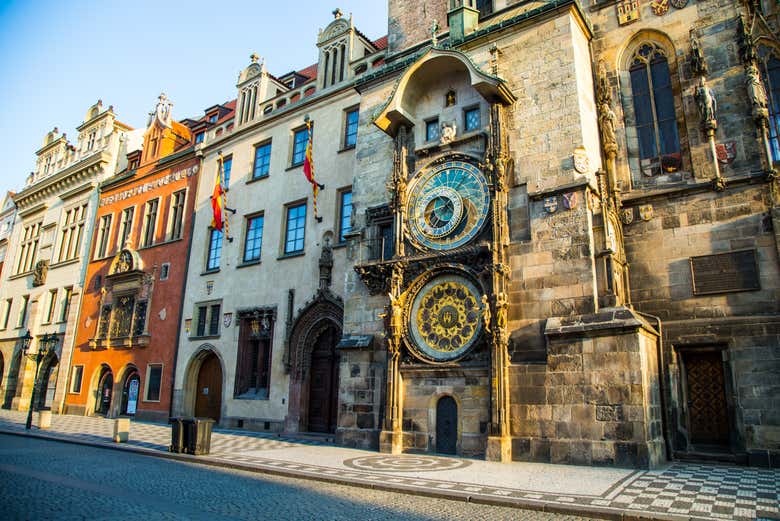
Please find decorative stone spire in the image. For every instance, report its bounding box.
[250,52,260,63]
[332,7,343,19]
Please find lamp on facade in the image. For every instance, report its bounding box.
[22,332,57,430]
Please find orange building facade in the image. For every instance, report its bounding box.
[64,95,200,422]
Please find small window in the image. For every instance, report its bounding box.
[45,289,58,324]
[60,287,73,322]
[426,119,440,142]
[344,109,359,148]
[206,229,223,271]
[464,107,480,132]
[338,190,353,243]
[284,203,306,254]
[145,364,163,401]
[195,305,208,337]
[160,263,170,280]
[195,132,205,144]
[94,274,102,290]
[243,214,264,263]
[208,303,221,336]
[476,0,493,17]
[208,114,218,123]
[292,127,309,166]
[222,156,232,189]
[17,295,29,328]
[758,51,780,160]
[1,298,12,329]
[70,366,84,393]
[253,142,272,179]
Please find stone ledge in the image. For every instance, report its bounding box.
[544,307,657,339]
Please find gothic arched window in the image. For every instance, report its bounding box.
[629,42,681,174]
[758,47,780,160]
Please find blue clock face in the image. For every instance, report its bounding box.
[406,161,490,251]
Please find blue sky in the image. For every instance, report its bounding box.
[0,0,387,196]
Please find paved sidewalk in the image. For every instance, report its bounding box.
[0,410,777,521]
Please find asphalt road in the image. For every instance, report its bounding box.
[0,434,591,520]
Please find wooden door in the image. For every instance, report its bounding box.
[436,396,458,454]
[195,353,222,422]
[97,372,113,416]
[307,327,339,433]
[683,350,730,447]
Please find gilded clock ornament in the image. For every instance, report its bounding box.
[407,273,483,362]
[406,161,490,251]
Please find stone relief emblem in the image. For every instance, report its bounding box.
[440,121,457,145]
[206,281,214,295]
[616,0,640,25]
[639,204,654,221]
[32,260,49,287]
[621,208,635,225]
[543,196,558,213]
[650,0,669,15]
[223,312,232,328]
[573,146,589,174]
[562,192,579,210]
[670,0,688,8]
[716,141,737,164]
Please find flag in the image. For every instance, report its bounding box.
[302,119,324,222]
[211,153,228,233]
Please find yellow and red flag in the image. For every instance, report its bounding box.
[302,119,324,222]
[210,153,228,233]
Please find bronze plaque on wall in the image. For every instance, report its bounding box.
[690,249,760,295]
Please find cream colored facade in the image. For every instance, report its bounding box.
[172,13,384,430]
[0,101,131,414]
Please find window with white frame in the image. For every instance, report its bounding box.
[118,206,135,249]
[17,295,29,328]
[206,228,222,271]
[15,222,42,274]
[338,189,352,243]
[45,289,58,324]
[168,189,186,240]
[144,364,163,401]
[60,287,73,323]
[192,301,221,338]
[243,214,264,263]
[140,198,159,248]
[284,202,306,254]
[292,127,309,166]
[58,203,88,262]
[344,108,359,148]
[70,365,84,393]
[94,214,113,259]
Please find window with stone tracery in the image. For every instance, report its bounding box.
[110,295,135,338]
[629,42,680,174]
[15,221,42,274]
[758,46,780,161]
[57,203,88,262]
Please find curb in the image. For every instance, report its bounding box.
[0,428,709,521]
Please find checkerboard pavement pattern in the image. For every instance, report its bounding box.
[1,409,777,520]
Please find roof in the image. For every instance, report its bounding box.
[281,34,387,83]
[373,35,388,50]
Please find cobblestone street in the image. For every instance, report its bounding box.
[0,435,588,520]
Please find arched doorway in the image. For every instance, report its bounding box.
[194,352,222,422]
[436,396,458,454]
[285,291,343,434]
[36,353,59,410]
[120,368,140,416]
[95,367,113,416]
[307,324,340,433]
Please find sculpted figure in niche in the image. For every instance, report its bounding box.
[481,294,491,333]
[694,77,717,124]
[445,90,457,107]
[495,292,508,330]
[387,292,404,351]
[746,63,769,111]
[440,121,457,145]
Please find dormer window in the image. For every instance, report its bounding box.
[195,132,205,144]
[208,114,218,123]
[87,131,97,151]
[44,155,52,175]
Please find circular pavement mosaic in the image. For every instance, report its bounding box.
[342,455,472,473]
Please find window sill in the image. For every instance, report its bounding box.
[189,334,221,341]
[285,162,304,172]
[68,390,82,395]
[49,258,81,270]
[137,237,183,252]
[237,259,261,269]
[337,145,356,154]
[277,251,304,260]
[234,392,270,401]
[8,270,33,281]
[142,399,161,403]
[246,174,269,185]
[89,334,151,350]
[333,242,347,249]
[201,268,220,276]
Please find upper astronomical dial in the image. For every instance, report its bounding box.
[406,161,490,251]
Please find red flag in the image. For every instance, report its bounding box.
[211,154,226,232]
[302,119,324,222]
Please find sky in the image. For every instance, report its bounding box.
[0,0,388,196]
